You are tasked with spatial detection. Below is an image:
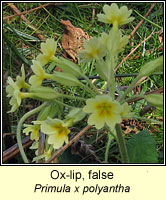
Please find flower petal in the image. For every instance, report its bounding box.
[48,134,65,149]
[41,121,57,135]
[88,112,105,129]
[105,114,122,130]
[29,75,43,86]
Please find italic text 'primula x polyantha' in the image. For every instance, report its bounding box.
[83,95,130,130]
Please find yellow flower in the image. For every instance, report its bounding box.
[41,117,70,149]
[83,95,122,130]
[29,60,51,86]
[6,77,32,112]
[30,141,39,154]
[23,123,40,141]
[120,102,131,118]
[16,65,30,90]
[30,142,53,163]
[77,37,107,62]
[97,3,134,27]
[6,77,20,98]
[99,28,128,56]
[32,149,52,163]
[36,38,57,66]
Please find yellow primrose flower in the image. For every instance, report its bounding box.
[97,3,134,28]
[99,28,128,56]
[41,117,70,149]
[36,38,57,66]
[8,91,21,113]
[30,142,53,163]
[120,102,132,118]
[23,123,40,141]
[29,60,52,86]
[32,148,53,163]
[6,76,20,98]
[16,65,30,90]
[30,141,39,156]
[6,77,32,112]
[83,95,122,130]
[77,37,107,62]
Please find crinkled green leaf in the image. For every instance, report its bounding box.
[126,130,158,163]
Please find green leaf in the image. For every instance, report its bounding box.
[37,101,62,120]
[37,104,52,120]
[59,147,82,164]
[3,22,39,41]
[126,130,158,163]
[3,32,31,66]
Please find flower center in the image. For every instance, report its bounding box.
[96,102,112,117]
[55,124,69,137]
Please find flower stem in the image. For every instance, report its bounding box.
[132,116,163,126]
[82,73,100,94]
[115,124,129,163]
[80,83,97,96]
[59,93,86,101]
[121,94,145,104]
[108,55,116,99]
[118,75,141,103]
[105,132,113,163]
[16,102,47,163]
[134,9,162,29]
[54,99,77,109]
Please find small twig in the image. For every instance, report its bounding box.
[46,125,92,163]
[38,131,45,156]
[134,9,162,29]
[3,136,33,163]
[115,30,162,72]
[92,8,95,22]
[135,76,147,86]
[127,87,163,103]
[129,3,156,39]
[3,3,54,20]
[3,132,16,138]
[7,3,45,40]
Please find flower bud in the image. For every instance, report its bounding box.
[30,86,60,101]
[95,59,109,81]
[138,56,163,78]
[65,108,86,123]
[54,57,82,77]
[51,71,82,86]
[144,94,163,108]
